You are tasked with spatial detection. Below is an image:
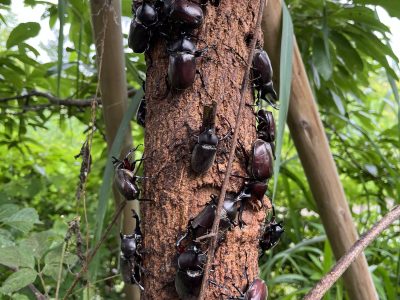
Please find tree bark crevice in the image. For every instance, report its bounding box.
[142,1,269,299]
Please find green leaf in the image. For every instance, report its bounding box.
[0,228,14,247]
[20,231,59,259]
[2,208,40,233]
[6,22,41,49]
[312,37,332,81]
[42,245,78,280]
[0,268,37,295]
[272,2,293,200]
[354,0,400,19]
[0,204,19,222]
[0,246,35,269]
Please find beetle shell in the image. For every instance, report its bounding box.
[136,98,146,127]
[219,193,239,230]
[169,0,204,30]
[245,279,268,300]
[177,247,207,270]
[253,49,273,87]
[252,49,277,101]
[248,181,268,205]
[248,139,274,181]
[191,129,219,173]
[168,53,196,90]
[114,168,140,200]
[175,269,202,300]
[128,19,151,53]
[191,200,216,234]
[120,234,137,258]
[136,2,158,27]
[168,37,197,54]
[120,256,133,284]
[257,110,276,143]
[260,220,284,251]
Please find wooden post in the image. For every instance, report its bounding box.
[262,1,378,299]
[90,1,140,299]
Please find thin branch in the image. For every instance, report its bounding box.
[197,1,267,299]
[62,200,127,300]
[0,89,136,108]
[303,205,400,300]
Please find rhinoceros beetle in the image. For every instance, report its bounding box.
[256,109,275,143]
[166,0,204,32]
[128,1,159,53]
[228,278,268,300]
[191,101,223,174]
[112,147,150,201]
[167,37,206,90]
[259,206,284,255]
[248,139,274,181]
[120,209,144,290]
[136,97,146,127]
[176,193,238,250]
[252,48,278,107]
[175,245,206,300]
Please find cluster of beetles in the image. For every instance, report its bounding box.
[111,0,285,299]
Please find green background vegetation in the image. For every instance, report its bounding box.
[0,0,399,299]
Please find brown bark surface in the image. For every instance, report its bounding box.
[142,1,268,299]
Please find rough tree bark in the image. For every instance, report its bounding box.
[142,1,268,299]
[90,1,140,299]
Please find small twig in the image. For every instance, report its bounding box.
[62,200,127,300]
[197,1,266,299]
[0,89,136,107]
[303,205,400,300]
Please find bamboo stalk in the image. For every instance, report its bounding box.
[90,1,140,299]
[261,1,378,299]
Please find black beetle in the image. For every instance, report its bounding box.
[191,101,222,174]
[120,209,144,290]
[229,278,268,300]
[175,245,206,300]
[128,2,158,53]
[252,48,278,106]
[259,206,284,254]
[167,37,206,90]
[167,0,204,31]
[112,147,150,201]
[136,97,146,127]
[248,139,274,181]
[176,193,238,250]
[256,109,275,143]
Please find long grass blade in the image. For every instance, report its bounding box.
[89,89,142,280]
[57,0,65,96]
[272,2,294,201]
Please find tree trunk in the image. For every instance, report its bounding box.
[142,1,267,299]
[90,1,140,299]
[262,1,378,299]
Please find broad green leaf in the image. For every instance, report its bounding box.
[0,229,14,247]
[42,245,78,280]
[20,231,59,259]
[0,268,37,295]
[0,204,19,222]
[354,0,400,19]
[0,246,35,269]
[2,208,40,233]
[6,22,41,49]
[272,1,293,201]
[312,37,332,81]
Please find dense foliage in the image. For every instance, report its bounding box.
[0,0,399,299]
